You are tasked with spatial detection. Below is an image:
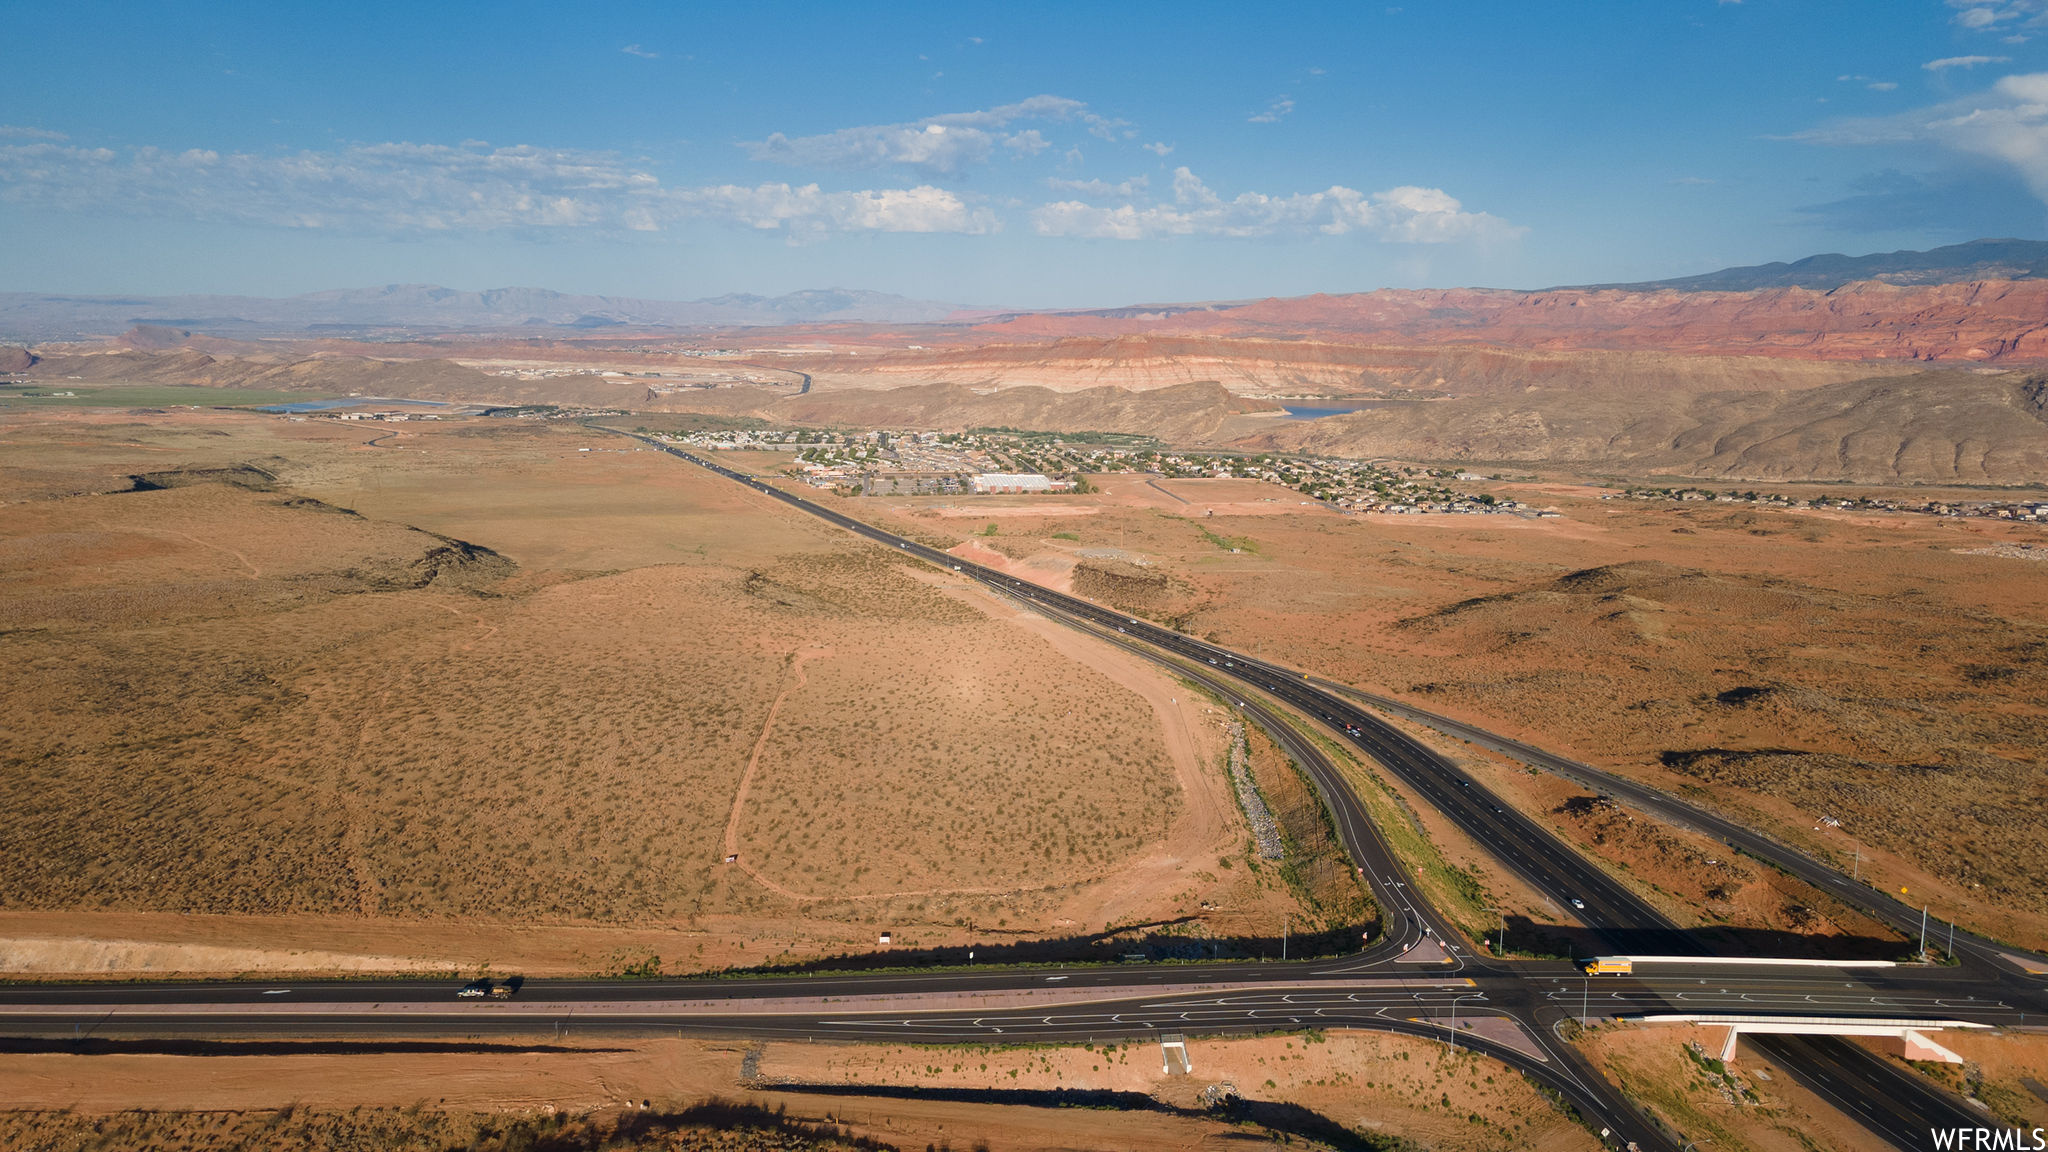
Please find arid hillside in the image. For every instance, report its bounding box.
[1247,369,2048,484]
[0,407,1318,975]
[15,267,2048,489]
[775,379,1270,438]
[19,346,498,396]
[972,278,2048,364]
[790,335,1898,397]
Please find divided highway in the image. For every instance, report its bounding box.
[1318,680,2045,978]
[616,439,2044,1151]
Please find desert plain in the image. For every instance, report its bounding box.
[3,285,2047,1151]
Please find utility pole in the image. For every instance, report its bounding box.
[1497,908,1506,956]
[1919,905,1930,961]
[1852,847,1861,883]
[1948,919,1956,962]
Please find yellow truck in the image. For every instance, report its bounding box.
[1583,956,1633,976]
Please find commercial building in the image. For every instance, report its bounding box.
[969,472,1071,494]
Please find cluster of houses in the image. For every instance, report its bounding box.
[656,424,1537,513]
[1619,486,2048,523]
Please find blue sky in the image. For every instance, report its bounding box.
[3,0,2046,307]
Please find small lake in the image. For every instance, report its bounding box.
[1280,399,1430,420]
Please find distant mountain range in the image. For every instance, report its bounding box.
[1570,238,2048,292]
[6,239,2045,343]
[0,284,971,340]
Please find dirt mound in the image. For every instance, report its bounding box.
[1404,561,1786,631]
[396,532,517,590]
[127,463,280,492]
[1548,560,1706,596]
[0,346,35,372]
[1070,558,1194,622]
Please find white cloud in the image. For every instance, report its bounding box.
[1044,175,1150,199]
[0,125,67,140]
[1794,71,2048,204]
[0,137,997,237]
[742,95,1125,176]
[621,44,658,58]
[1947,0,2048,30]
[1248,97,1296,124]
[1925,54,2011,70]
[1869,81,1899,91]
[675,182,995,235]
[1003,129,1049,156]
[1029,167,1518,242]
[1142,141,1174,157]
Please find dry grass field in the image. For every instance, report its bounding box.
[857,472,2048,947]
[0,404,1305,973]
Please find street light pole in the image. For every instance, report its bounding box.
[1920,905,1930,961]
[1448,993,1476,1053]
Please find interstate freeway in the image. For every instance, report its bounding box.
[8,437,2042,1152]
[608,438,2048,1150]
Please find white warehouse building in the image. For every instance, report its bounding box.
[970,472,1071,494]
